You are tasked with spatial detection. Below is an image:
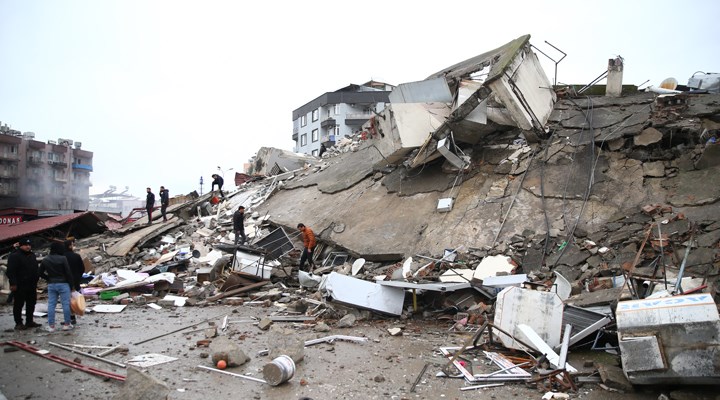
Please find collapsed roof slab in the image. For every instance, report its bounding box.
[369,103,451,167]
[284,145,386,194]
[251,147,317,176]
[408,36,555,168]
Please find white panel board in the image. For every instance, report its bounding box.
[494,287,563,349]
[325,272,405,315]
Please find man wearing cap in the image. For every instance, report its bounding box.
[7,238,41,330]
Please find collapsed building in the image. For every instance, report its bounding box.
[1,34,719,396]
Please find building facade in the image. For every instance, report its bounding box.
[0,126,93,210]
[292,81,393,156]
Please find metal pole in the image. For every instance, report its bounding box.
[196,365,267,384]
[673,236,693,295]
[48,341,126,368]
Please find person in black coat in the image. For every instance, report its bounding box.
[146,187,155,225]
[159,186,169,222]
[233,206,246,246]
[211,174,225,199]
[6,238,41,330]
[64,239,84,325]
[39,242,74,331]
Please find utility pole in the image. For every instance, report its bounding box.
[199,176,204,195]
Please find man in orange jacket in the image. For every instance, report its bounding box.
[297,223,316,271]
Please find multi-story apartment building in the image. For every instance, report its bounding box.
[292,81,394,156]
[0,125,93,210]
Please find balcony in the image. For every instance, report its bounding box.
[72,163,93,172]
[27,156,43,164]
[48,160,68,168]
[344,113,375,125]
[320,118,336,129]
[292,132,298,141]
[0,153,19,162]
[0,171,19,180]
[0,188,19,197]
[321,135,336,146]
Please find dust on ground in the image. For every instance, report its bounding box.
[0,303,686,400]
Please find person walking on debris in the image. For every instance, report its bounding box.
[64,239,84,325]
[159,186,169,222]
[297,223,316,271]
[39,242,74,332]
[7,238,41,330]
[233,206,247,246]
[211,174,225,199]
[145,187,155,225]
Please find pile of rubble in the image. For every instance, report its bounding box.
[1,33,719,398]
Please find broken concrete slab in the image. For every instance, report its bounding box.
[596,363,634,392]
[663,165,720,206]
[112,367,169,400]
[634,127,664,146]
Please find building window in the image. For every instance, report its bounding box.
[312,129,319,142]
[312,150,318,157]
[334,104,340,115]
[334,126,340,136]
[301,115,307,127]
[312,109,319,122]
[300,134,307,146]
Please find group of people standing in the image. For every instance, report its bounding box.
[144,174,226,225]
[145,186,170,225]
[7,238,84,332]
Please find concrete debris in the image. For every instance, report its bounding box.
[4,34,720,399]
[210,336,250,368]
[112,367,170,400]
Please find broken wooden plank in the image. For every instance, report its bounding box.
[106,220,182,257]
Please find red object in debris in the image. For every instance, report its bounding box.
[216,360,227,369]
[210,196,220,205]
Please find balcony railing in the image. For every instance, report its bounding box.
[48,160,68,168]
[0,153,19,161]
[27,156,43,164]
[320,118,336,128]
[72,163,93,171]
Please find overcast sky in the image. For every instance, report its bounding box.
[1,0,718,198]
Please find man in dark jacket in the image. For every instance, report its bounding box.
[233,206,246,246]
[159,186,169,222]
[7,238,41,330]
[39,242,74,331]
[211,174,225,199]
[64,239,84,325]
[146,187,155,225]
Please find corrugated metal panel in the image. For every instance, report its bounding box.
[0,211,105,243]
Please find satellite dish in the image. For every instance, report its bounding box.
[351,258,366,276]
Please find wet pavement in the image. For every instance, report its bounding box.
[0,302,695,400]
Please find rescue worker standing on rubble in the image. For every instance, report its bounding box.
[40,242,74,332]
[145,187,155,225]
[297,223,316,272]
[64,239,84,325]
[159,186,169,222]
[7,238,41,330]
[233,206,247,246]
[211,174,225,199]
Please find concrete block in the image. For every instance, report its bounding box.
[597,363,634,392]
[258,318,273,331]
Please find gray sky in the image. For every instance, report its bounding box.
[1,0,718,197]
